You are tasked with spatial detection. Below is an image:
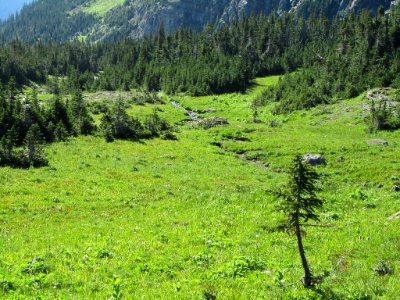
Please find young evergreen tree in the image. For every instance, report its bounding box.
[0,126,18,165]
[100,99,144,141]
[68,89,95,135]
[274,155,323,288]
[23,123,48,167]
[54,121,68,142]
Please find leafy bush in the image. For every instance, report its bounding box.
[215,256,265,278]
[0,278,15,294]
[373,260,394,276]
[20,257,51,275]
[100,99,144,141]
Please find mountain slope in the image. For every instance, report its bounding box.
[0,0,398,42]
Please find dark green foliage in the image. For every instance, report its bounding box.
[0,0,97,43]
[275,155,323,232]
[161,131,178,141]
[23,124,48,167]
[68,89,96,135]
[257,7,400,114]
[1,7,399,98]
[0,11,327,94]
[47,96,72,135]
[373,260,394,276]
[0,7,399,169]
[367,100,400,131]
[144,110,170,138]
[54,121,69,142]
[20,257,51,275]
[100,99,143,141]
[100,101,171,142]
[274,155,323,288]
[0,123,48,168]
[0,80,96,168]
[0,127,19,167]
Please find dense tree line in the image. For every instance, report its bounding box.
[0,11,337,95]
[256,7,400,113]
[0,80,96,167]
[0,0,394,43]
[0,7,399,110]
[0,80,172,168]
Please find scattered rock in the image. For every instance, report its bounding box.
[367,139,388,145]
[201,108,217,113]
[366,90,389,101]
[302,154,326,166]
[388,211,400,221]
[392,184,400,192]
[186,110,202,122]
[171,100,203,122]
[199,117,228,128]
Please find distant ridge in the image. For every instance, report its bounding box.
[0,0,397,42]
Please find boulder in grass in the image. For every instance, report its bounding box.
[201,108,217,113]
[367,139,388,145]
[302,154,326,166]
[199,117,228,128]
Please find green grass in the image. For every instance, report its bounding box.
[1,77,400,298]
[250,75,281,96]
[82,0,125,16]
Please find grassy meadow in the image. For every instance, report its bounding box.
[1,76,400,299]
[82,0,125,16]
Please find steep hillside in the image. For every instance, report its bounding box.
[0,0,398,42]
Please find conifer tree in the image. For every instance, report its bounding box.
[24,123,48,167]
[0,126,18,164]
[68,88,95,135]
[274,155,323,288]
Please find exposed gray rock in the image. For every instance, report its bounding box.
[366,89,390,101]
[91,0,398,41]
[201,108,217,113]
[302,154,326,166]
[367,139,388,145]
[171,100,202,122]
[199,117,228,128]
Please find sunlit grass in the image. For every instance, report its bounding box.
[1,76,400,298]
[83,0,125,16]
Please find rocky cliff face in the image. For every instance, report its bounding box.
[344,0,393,12]
[1,0,398,42]
[94,0,396,41]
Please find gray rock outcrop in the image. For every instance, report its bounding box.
[302,154,326,166]
[367,139,388,145]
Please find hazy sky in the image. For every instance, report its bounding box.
[0,0,34,20]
